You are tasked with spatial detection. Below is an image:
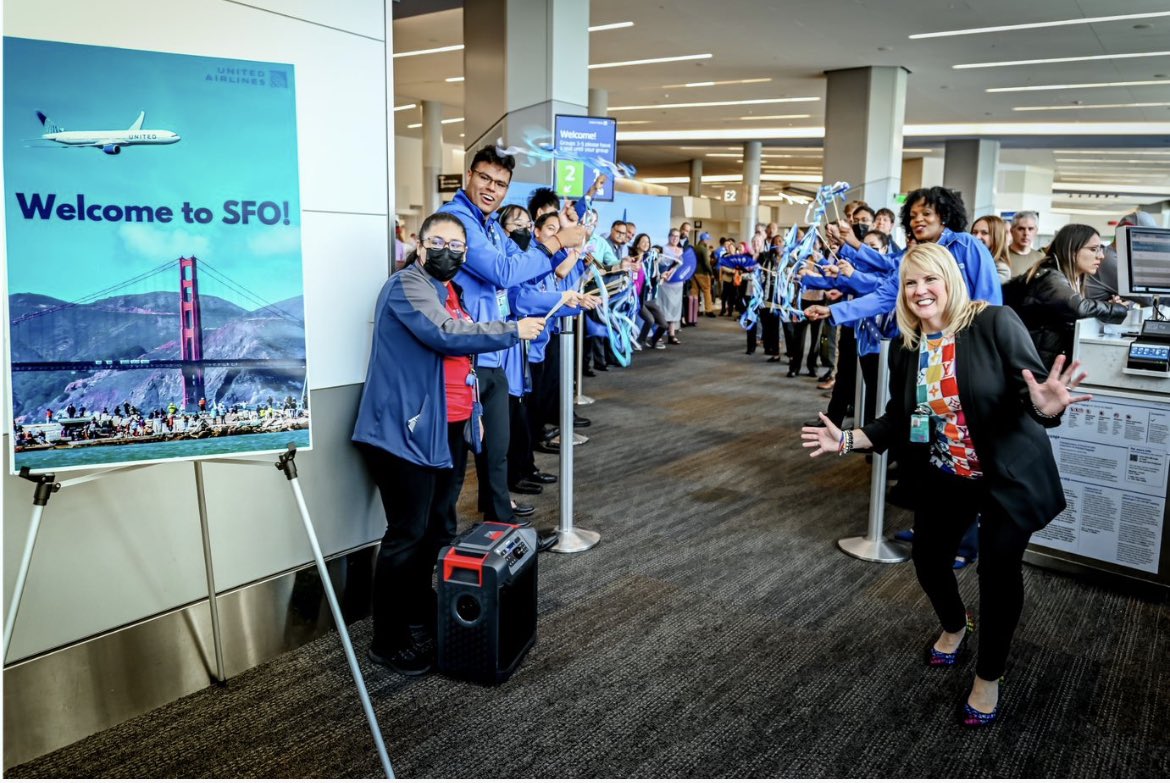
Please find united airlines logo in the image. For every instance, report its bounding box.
[205,67,277,87]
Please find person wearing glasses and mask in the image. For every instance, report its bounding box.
[1009,224,1132,369]
[353,212,547,676]
[439,145,585,526]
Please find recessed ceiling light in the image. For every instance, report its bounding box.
[1060,149,1170,155]
[956,51,1170,70]
[902,148,936,153]
[589,21,635,32]
[445,76,464,83]
[988,79,1169,93]
[407,123,422,129]
[611,97,819,111]
[737,114,812,120]
[589,53,712,70]
[705,153,742,157]
[910,11,1170,39]
[393,44,464,59]
[661,78,774,88]
[1014,102,1170,111]
[393,103,417,112]
[440,117,464,125]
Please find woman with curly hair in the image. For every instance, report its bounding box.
[806,186,1003,330]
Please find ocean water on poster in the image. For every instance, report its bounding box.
[15,429,311,471]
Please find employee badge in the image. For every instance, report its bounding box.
[910,413,931,443]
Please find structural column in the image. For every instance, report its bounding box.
[943,139,999,220]
[588,87,607,118]
[463,0,589,181]
[689,158,703,198]
[823,66,909,210]
[422,100,443,213]
[741,141,762,238]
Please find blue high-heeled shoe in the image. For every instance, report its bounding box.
[927,612,976,667]
[962,701,998,726]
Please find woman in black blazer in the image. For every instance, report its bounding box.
[801,243,1090,726]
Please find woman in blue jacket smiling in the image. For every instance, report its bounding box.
[353,212,546,676]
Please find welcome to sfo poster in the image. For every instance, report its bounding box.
[3,37,311,473]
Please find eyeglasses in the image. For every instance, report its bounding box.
[471,168,510,192]
[1083,245,1105,255]
[505,220,534,232]
[422,236,466,253]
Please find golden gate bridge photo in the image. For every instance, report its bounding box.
[9,255,310,471]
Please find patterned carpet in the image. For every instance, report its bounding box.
[9,316,1170,778]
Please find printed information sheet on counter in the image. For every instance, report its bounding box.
[1034,394,1167,574]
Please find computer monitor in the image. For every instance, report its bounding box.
[1116,225,1170,299]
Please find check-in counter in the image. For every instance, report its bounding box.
[1025,311,1170,591]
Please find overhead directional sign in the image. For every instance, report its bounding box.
[553,114,617,202]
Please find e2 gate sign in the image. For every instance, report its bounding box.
[553,115,617,202]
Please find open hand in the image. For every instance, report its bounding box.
[801,412,842,458]
[1023,354,1091,417]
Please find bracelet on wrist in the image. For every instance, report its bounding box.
[1032,403,1059,420]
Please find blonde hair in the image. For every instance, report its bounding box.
[895,244,988,349]
[971,215,1010,267]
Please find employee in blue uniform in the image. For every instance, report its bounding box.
[439,145,585,524]
[353,211,546,676]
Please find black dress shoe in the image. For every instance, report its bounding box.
[536,529,559,552]
[534,441,559,455]
[509,480,543,495]
[767,356,782,363]
[818,370,833,382]
[573,414,591,428]
[582,368,596,377]
[805,369,817,377]
[512,501,535,517]
[594,364,609,372]
[529,471,557,484]
[787,370,798,378]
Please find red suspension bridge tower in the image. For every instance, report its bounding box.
[179,256,206,411]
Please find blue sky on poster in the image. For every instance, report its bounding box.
[3,37,303,307]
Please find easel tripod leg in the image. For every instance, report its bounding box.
[276,447,395,779]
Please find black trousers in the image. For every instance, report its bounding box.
[826,327,859,425]
[760,309,781,356]
[912,468,1032,681]
[507,394,533,487]
[359,422,467,652]
[720,280,736,315]
[785,299,823,374]
[473,365,514,522]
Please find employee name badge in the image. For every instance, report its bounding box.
[496,289,511,319]
[910,413,931,443]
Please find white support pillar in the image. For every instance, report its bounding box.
[823,66,908,210]
[944,139,999,220]
[741,141,762,238]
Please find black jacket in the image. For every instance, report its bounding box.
[862,306,1065,533]
[1005,263,1129,369]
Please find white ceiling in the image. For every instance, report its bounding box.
[391,0,1170,210]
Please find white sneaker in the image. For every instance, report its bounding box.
[653,342,666,350]
[631,340,643,351]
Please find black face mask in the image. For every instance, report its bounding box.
[852,222,872,242]
[509,229,532,251]
[423,247,464,282]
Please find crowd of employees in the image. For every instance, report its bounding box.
[358,141,1149,723]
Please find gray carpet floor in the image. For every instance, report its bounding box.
[9,316,1170,778]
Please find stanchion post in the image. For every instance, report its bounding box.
[274,446,395,779]
[574,313,594,406]
[551,316,599,553]
[837,339,910,563]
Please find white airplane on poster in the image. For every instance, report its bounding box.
[34,109,180,155]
